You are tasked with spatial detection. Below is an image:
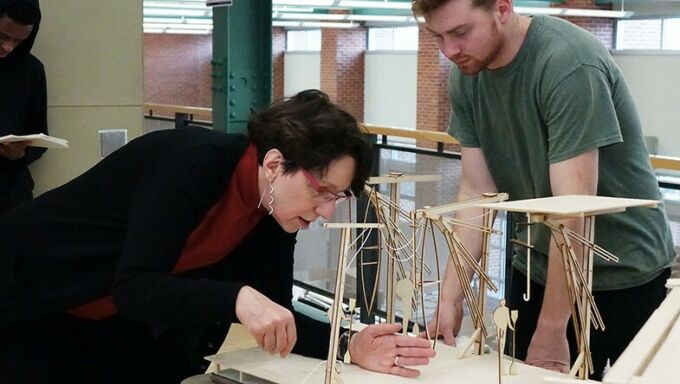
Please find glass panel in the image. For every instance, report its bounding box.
[286,29,321,51]
[368,27,394,50]
[368,26,418,51]
[662,18,680,50]
[393,26,419,50]
[616,19,662,50]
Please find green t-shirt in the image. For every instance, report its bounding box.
[447,15,675,290]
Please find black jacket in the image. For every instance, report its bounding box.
[0,0,47,212]
[0,128,329,357]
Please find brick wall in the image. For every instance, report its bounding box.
[320,28,366,122]
[272,27,286,101]
[320,30,339,102]
[558,0,615,49]
[416,26,451,135]
[144,33,212,108]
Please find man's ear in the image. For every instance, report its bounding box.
[262,149,284,181]
[495,0,514,23]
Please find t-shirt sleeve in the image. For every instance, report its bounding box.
[446,70,480,148]
[544,64,623,164]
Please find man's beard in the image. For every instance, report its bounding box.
[456,23,504,75]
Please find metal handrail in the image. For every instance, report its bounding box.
[142,103,680,171]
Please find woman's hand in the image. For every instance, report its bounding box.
[349,323,436,378]
[235,285,297,357]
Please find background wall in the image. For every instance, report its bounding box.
[614,53,680,157]
[30,0,143,194]
[144,34,212,108]
[364,52,417,128]
[284,52,321,97]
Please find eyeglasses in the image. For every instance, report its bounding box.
[301,169,353,204]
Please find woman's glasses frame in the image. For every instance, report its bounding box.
[300,169,353,204]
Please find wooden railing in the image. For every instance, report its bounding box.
[143,103,680,172]
[144,103,212,122]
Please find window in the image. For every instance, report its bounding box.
[286,30,321,51]
[368,26,418,51]
[662,18,680,50]
[616,17,680,51]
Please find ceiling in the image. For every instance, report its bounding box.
[142,0,680,34]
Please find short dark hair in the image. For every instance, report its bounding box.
[0,2,40,26]
[248,89,373,196]
[412,0,496,17]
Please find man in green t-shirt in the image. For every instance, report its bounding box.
[413,0,675,379]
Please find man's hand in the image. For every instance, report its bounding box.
[525,323,570,373]
[235,285,296,357]
[422,298,463,346]
[0,142,30,160]
[350,323,436,378]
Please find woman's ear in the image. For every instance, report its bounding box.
[262,149,284,181]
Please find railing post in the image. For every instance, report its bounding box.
[358,134,380,324]
[175,112,189,129]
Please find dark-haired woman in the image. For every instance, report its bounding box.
[0,90,434,383]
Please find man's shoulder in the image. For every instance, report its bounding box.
[530,16,611,67]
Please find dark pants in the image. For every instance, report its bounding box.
[507,267,670,380]
[0,314,230,384]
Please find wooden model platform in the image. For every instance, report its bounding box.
[475,195,658,218]
[205,342,586,384]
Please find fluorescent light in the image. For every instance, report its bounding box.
[514,6,562,16]
[273,12,416,23]
[143,8,210,17]
[144,23,213,30]
[338,0,411,10]
[272,0,336,6]
[348,14,415,22]
[301,21,358,28]
[144,26,211,35]
[273,20,358,28]
[514,5,633,18]
[562,9,633,18]
[273,6,315,13]
[143,2,208,10]
[273,21,304,27]
[275,12,346,21]
[144,17,211,24]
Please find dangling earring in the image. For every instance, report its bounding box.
[257,177,275,215]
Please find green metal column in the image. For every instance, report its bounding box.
[212,1,272,134]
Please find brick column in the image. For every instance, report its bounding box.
[144,33,212,108]
[320,28,366,122]
[555,0,615,49]
[416,25,451,134]
[272,27,286,101]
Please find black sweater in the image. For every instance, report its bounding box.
[0,0,48,208]
[0,127,329,357]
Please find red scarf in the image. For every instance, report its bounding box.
[68,143,264,320]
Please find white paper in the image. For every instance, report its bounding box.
[0,133,69,149]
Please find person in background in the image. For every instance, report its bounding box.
[412,0,675,380]
[0,0,48,215]
[0,90,435,384]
